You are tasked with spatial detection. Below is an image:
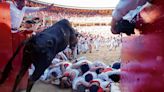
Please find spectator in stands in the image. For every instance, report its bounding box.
[31,17,42,33]
[7,0,53,33]
[22,20,36,37]
[24,20,35,29]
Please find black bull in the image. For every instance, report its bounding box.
[0,19,78,92]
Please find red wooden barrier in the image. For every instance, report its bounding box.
[0,2,28,92]
[120,1,164,91]
[0,2,13,79]
[121,33,164,92]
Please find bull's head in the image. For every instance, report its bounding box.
[59,19,78,50]
[69,27,78,50]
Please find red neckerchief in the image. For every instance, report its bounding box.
[106,82,111,88]
[98,87,103,92]
[90,80,100,87]
[102,68,113,72]
[90,80,103,92]
[63,63,69,68]
[64,72,70,77]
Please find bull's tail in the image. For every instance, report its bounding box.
[0,40,28,84]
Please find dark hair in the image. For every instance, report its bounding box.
[115,19,135,35]
[80,64,90,74]
[77,84,87,92]
[25,20,36,24]
[112,62,121,69]
[85,74,93,82]
[33,17,40,20]
[89,85,99,92]
[95,68,103,74]
[51,72,57,77]
[108,74,120,82]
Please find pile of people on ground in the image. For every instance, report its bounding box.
[29,52,121,92]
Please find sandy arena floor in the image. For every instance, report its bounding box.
[21,45,121,92]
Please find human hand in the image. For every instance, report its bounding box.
[41,4,54,11]
[111,18,119,34]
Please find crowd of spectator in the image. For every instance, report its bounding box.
[19,0,113,31]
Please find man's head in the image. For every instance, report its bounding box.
[108,74,120,82]
[80,63,90,74]
[14,0,26,10]
[112,62,121,69]
[33,17,40,23]
[89,85,99,92]
[77,84,87,92]
[25,20,35,28]
[60,76,71,88]
[51,72,58,78]
[95,68,104,74]
[85,73,93,82]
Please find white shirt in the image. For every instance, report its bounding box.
[98,70,120,82]
[51,58,61,65]
[92,61,108,68]
[91,79,111,90]
[73,59,92,68]
[58,52,68,61]
[98,72,110,81]
[65,68,80,80]
[72,76,85,90]
[101,81,111,90]
[48,67,62,78]
[8,1,40,32]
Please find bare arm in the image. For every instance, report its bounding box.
[111,0,147,34]
[79,81,90,87]
[112,0,147,21]
[90,66,104,71]
[24,4,54,13]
